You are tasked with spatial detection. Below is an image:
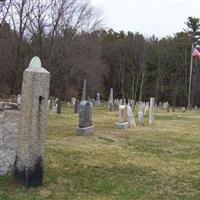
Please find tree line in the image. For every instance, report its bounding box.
[0,0,200,107]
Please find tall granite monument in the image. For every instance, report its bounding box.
[14,56,50,187]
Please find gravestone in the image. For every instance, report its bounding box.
[56,98,61,114]
[48,96,54,111]
[127,105,136,127]
[158,102,163,108]
[139,101,144,113]
[163,101,169,112]
[14,56,50,187]
[108,88,114,111]
[81,79,86,101]
[76,100,94,135]
[71,98,76,107]
[96,93,101,106]
[115,105,129,129]
[52,98,57,112]
[17,94,21,104]
[138,111,144,126]
[149,97,155,125]
[74,99,79,113]
[0,102,19,176]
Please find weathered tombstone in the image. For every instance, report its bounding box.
[149,97,155,125]
[0,102,19,176]
[81,79,86,101]
[14,56,50,187]
[138,111,144,126]
[76,100,94,135]
[115,105,129,129]
[96,93,101,106]
[71,98,76,107]
[17,94,21,104]
[49,96,53,111]
[74,99,80,113]
[56,98,61,114]
[52,98,57,112]
[127,105,136,127]
[108,88,114,111]
[139,101,144,112]
[163,101,169,112]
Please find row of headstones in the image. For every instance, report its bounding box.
[48,97,61,114]
[115,97,155,128]
[75,97,155,136]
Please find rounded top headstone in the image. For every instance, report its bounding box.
[25,56,49,74]
[29,56,42,69]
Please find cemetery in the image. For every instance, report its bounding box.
[1,0,200,199]
[0,56,200,199]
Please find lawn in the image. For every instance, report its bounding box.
[1,105,200,200]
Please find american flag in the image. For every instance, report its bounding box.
[192,48,200,59]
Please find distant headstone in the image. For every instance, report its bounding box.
[108,88,114,111]
[74,99,79,113]
[138,111,144,126]
[127,105,136,127]
[52,98,57,112]
[71,98,76,107]
[56,99,61,114]
[14,56,50,187]
[81,79,86,101]
[149,97,155,125]
[76,100,94,135]
[139,101,144,112]
[158,102,163,108]
[115,105,129,129]
[163,101,169,112]
[17,94,21,104]
[96,93,101,106]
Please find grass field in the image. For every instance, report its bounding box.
[1,105,200,200]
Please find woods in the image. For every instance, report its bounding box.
[1,0,200,106]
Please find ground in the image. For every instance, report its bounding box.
[1,105,200,200]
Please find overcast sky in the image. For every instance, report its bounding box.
[91,0,200,38]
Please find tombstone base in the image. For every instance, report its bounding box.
[14,157,43,187]
[115,122,129,129]
[76,126,94,136]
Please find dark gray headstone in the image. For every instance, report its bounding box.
[56,99,61,114]
[79,100,93,128]
[74,99,79,113]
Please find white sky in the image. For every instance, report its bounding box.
[91,0,200,38]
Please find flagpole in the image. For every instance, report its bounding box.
[188,43,194,109]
